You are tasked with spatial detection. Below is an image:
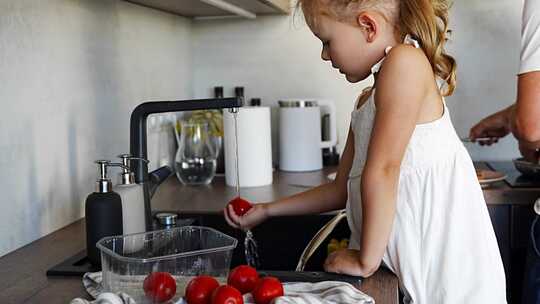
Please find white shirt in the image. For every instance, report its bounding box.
[520,0,540,74]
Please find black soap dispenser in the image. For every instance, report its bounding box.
[85,160,124,268]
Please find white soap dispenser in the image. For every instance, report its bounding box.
[113,154,148,235]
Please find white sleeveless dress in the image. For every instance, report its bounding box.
[346,37,507,303]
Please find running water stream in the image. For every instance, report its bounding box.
[232,110,260,268]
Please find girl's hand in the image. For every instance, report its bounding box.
[224,203,269,231]
[324,249,373,277]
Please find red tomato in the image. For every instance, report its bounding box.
[228,197,253,216]
[143,272,177,303]
[227,265,259,294]
[185,276,220,304]
[211,285,244,304]
[252,277,284,304]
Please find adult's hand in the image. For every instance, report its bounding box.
[469,107,512,146]
[519,140,540,163]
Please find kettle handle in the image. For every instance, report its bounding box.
[319,100,337,149]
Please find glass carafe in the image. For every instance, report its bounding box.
[174,121,217,185]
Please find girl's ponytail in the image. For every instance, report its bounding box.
[399,0,457,96]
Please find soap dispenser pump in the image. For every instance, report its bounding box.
[114,154,148,236]
[85,160,124,267]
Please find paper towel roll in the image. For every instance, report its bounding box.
[223,107,273,188]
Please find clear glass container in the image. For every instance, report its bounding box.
[174,121,218,185]
[96,226,237,303]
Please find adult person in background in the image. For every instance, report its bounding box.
[469,0,540,303]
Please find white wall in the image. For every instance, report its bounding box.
[0,0,192,257]
[447,0,522,160]
[191,15,373,161]
[192,0,525,161]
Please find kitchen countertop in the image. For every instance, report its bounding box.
[2,162,537,303]
[476,162,540,206]
[0,167,400,304]
[0,219,398,304]
[152,163,540,211]
[151,168,338,213]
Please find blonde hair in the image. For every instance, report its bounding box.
[297,0,457,96]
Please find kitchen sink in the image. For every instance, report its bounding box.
[46,212,351,277]
[176,212,351,271]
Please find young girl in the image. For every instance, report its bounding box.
[224,0,507,302]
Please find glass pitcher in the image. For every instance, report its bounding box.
[174,120,217,185]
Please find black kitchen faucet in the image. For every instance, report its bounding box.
[129,97,243,231]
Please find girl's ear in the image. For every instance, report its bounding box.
[356,12,378,43]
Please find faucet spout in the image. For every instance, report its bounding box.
[130,97,243,183]
[129,97,243,231]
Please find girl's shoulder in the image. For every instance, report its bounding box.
[375,44,435,100]
[380,44,432,78]
[374,44,436,110]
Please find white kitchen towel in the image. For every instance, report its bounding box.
[70,292,135,304]
[177,281,374,304]
[74,272,374,304]
[82,271,107,298]
[69,272,136,304]
[270,281,374,304]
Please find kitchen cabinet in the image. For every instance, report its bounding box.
[488,205,512,301]
[125,0,290,19]
[509,205,538,303]
[488,204,538,304]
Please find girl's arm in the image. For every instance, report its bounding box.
[225,125,356,230]
[358,45,431,276]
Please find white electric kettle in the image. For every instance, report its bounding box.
[278,99,337,172]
